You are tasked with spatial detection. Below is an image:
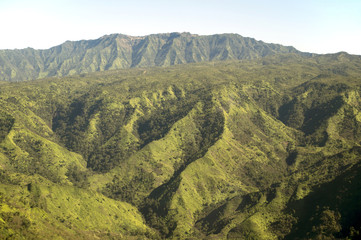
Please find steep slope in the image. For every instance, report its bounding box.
[0,32,309,82]
[0,53,361,239]
[0,174,154,239]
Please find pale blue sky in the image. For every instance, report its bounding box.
[0,0,360,54]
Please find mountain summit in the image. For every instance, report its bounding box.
[0,32,310,82]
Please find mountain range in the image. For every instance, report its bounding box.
[1,33,361,239]
[0,32,311,82]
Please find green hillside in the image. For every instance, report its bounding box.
[1,52,361,239]
[0,33,309,82]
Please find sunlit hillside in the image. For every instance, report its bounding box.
[1,52,361,239]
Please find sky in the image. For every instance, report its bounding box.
[0,0,360,55]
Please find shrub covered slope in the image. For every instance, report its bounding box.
[0,52,361,239]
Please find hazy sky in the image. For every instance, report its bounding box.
[0,0,360,54]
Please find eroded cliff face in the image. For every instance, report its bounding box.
[0,32,306,82]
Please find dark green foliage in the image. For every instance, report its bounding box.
[286,150,298,166]
[52,92,103,153]
[285,161,361,240]
[10,135,61,183]
[86,104,137,172]
[103,169,154,205]
[139,97,225,237]
[65,163,89,188]
[279,83,349,146]
[270,215,298,237]
[137,96,197,148]
[27,183,47,209]
[141,177,182,237]
[0,112,14,141]
[52,91,136,172]
[178,93,225,166]
[195,96,225,152]
[0,192,36,239]
[338,105,361,141]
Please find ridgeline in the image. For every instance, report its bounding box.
[0,32,310,82]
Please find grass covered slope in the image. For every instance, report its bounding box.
[0,52,361,239]
[0,174,154,239]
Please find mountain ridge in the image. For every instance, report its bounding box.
[0,32,313,82]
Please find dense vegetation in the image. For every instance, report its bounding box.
[0,51,361,239]
[0,32,309,82]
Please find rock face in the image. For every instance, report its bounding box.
[0,32,310,81]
